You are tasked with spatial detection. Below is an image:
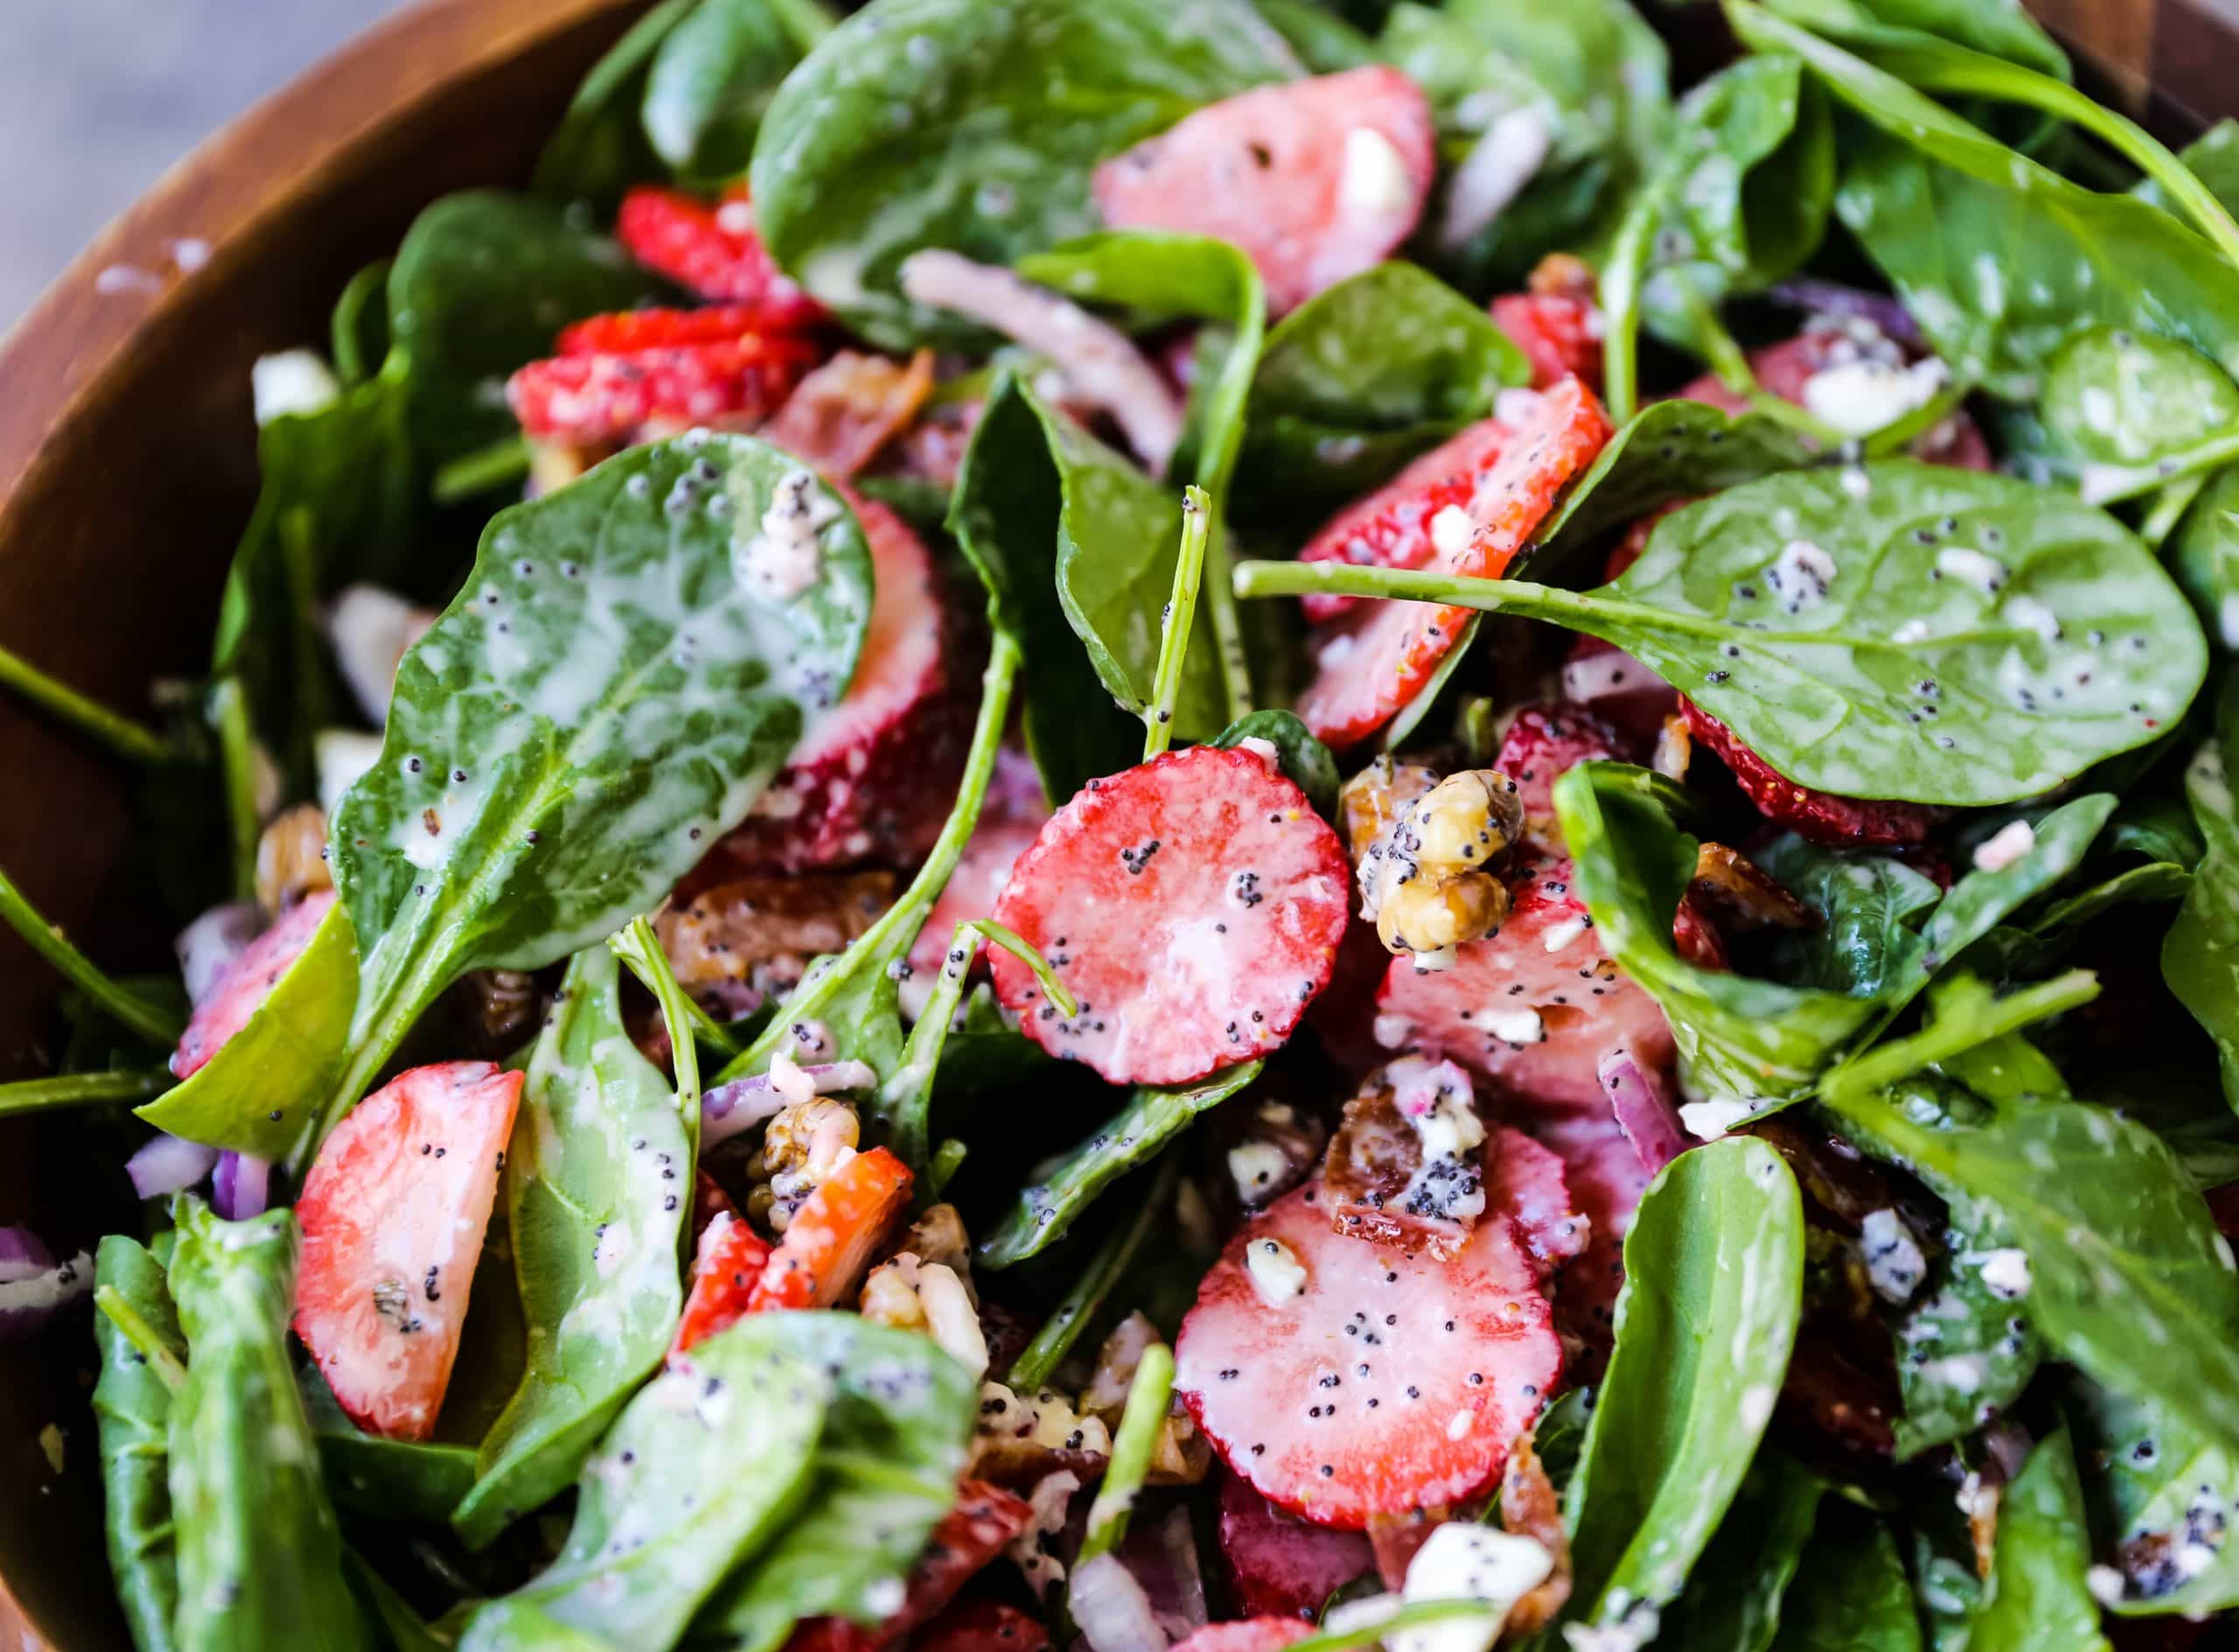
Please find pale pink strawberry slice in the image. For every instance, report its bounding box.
[1216,1472,1375,1621]
[701,492,972,874]
[902,748,1049,1018]
[1175,1178,1562,1529]
[1170,1621,1317,1652]
[1374,853,1723,1110]
[1296,378,1612,751]
[988,745,1350,1086]
[1492,292,1604,392]
[1491,702,1628,853]
[1483,1126,1586,1284]
[1294,417,1514,624]
[1092,67,1434,315]
[172,890,335,1078]
[294,1061,525,1440]
[1524,1110,1651,1382]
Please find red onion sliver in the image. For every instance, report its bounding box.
[701,1060,879,1149]
[212,1153,274,1221]
[0,1229,93,1343]
[176,902,266,1009]
[1768,279,1922,346]
[126,1133,220,1201]
[1071,1551,1170,1652]
[1598,1047,1690,1175]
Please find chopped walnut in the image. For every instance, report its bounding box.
[896,1202,977,1304]
[1691,843,1815,932]
[1080,1314,1211,1487]
[757,1098,860,1233]
[453,969,542,1057]
[1652,711,1692,781]
[861,1252,988,1377]
[254,803,332,917]
[1527,252,1599,304]
[968,1380,1113,1486]
[1355,769,1525,962]
[1339,756,1440,869]
[659,872,895,1021]
[1324,1056,1487,1259]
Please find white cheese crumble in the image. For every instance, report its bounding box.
[1978,1247,2033,1300]
[1429,504,1475,561]
[251,349,341,425]
[1478,1006,1546,1047]
[1390,1523,1554,1652]
[1860,1208,1927,1304]
[1246,1237,1308,1307]
[1766,539,1838,611]
[738,469,840,601]
[1801,353,1948,437]
[1678,1098,1757,1140]
[1971,819,2036,875]
[1936,547,2007,593]
[1227,1140,1290,1202]
[2086,1565,2126,1608]
[1340,129,1419,219]
[1373,1013,1416,1049]
[1236,735,1281,768]
[1541,916,1588,952]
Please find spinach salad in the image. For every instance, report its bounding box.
[9,0,2239,1648]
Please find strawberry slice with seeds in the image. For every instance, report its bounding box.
[902,748,1049,1018]
[554,303,782,356]
[173,890,335,1078]
[1216,1472,1375,1621]
[913,1601,1050,1652]
[507,329,820,446]
[987,745,1351,1087]
[1484,1126,1587,1284]
[749,1147,913,1313]
[1492,293,1604,392]
[1524,1110,1650,1382]
[1296,377,1612,751]
[1092,66,1434,316]
[669,1209,774,1360]
[1680,701,1937,848]
[1175,1178,1561,1528]
[1170,1621,1317,1652]
[1294,417,1513,624]
[616,185,824,325]
[1491,702,1628,853]
[294,1061,525,1440]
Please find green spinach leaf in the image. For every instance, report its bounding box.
[2137,119,2239,220]
[93,1232,183,1652]
[2166,676,2239,1112]
[2040,326,2239,470]
[1964,1426,2110,1652]
[2066,1370,2239,1617]
[299,1376,479,1525]
[331,261,394,389]
[532,0,701,208]
[643,0,833,186]
[2173,468,2239,650]
[1659,1449,1823,1651]
[1756,837,1943,999]
[1756,0,2067,81]
[1768,1502,1922,1652]
[1213,710,1339,817]
[1252,0,1378,71]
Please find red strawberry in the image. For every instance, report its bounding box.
[1170,1621,1316,1652]
[1524,1110,1651,1382]
[1296,377,1612,751]
[1680,701,1936,848]
[1216,1472,1375,1621]
[701,494,973,874]
[782,1482,1032,1652]
[902,748,1050,1017]
[294,1062,525,1440]
[912,1601,1050,1652]
[1373,853,1722,1110]
[1492,293,1604,392]
[1491,702,1627,853]
[172,890,334,1078]
[987,745,1351,1086]
[616,185,825,326]
[554,303,782,356]
[507,329,819,445]
[762,350,936,480]
[1175,1178,1561,1528]
[1483,1126,1586,1284]
[750,1147,913,1313]
[1092,67,1434,315]
[669,1209,774,1360]
[1294,417,1514,624]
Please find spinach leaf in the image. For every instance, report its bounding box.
[2137,120,2239,220]
[694,1316,976,1650]
[165,1198,374,1652]
[1658,1449,1823,1651]
[300,1376,479,1524]
[1756,0,2067,81]
[2040,326,2239,469]
[643,0,833,186]
[1247,462,2209,807]
[1252,0,1378,71]
[1964,1426,2110,1652]
[1756,837,1943,998]
[2163,676,2239,1113]
[2065,1370,2239,1616]
[1213,710,1339,817]
[459,1319,828,1652]
[93,1232,182,1652]
[453,946,690,1550]
[1820,1081,2239,1454]
[976,1061,1264,1269]
[1768,1502,1922,1652]
[321,436,868,1157]
[387,192,669,462]
[1554,763,1878,1113]
[2173,467,2239,651]
[1560,1137,1806,1638]
[747,0,1299,349]
[331,260,394,389]
[532,0,701,208]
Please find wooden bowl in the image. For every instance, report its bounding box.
[0,0,2230,1646]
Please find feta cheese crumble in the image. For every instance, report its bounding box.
[1246,1237,1308,1307]
[1860,1208,1927,1304]
[1390,1523,1554,1652]
[1970,819,2036,875]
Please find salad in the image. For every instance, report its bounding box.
[6,0,2239,1648]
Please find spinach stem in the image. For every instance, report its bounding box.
[209,677,262,904]
[431,436,533,506]
[1007,1154,1179,1392]
[94,1286,187,1391]
[1825,969,2100,1104]
[612,917,742,1063]
[1143,487,1210,758]
[1597,168,1670,425]
[1287,1601,1509,1652]
[2140,477,2208,549]
[0,863,184,1049]
[612,917,703,1148]
[0,642,174,765]
[0,1069,172,1119]
[2081,422,2239,506]
[1078,1340,1174,1564]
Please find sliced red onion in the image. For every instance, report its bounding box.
[897,250,1184,475]
[1440,108,1552,252]
[1768,279,1922,346]
[0,1227,94,1342]
[1071,1551,1171,1652]
[212,1153,273,1220]
[701,1060,879,1148]
[176,902,264,1008]
[1120,1507,1208,1642]
[1598,1048,1690,1175]
[126,1133,220,1200]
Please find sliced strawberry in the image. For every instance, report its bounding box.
[762,350,936,480]
[555,303,781,356]
[1491,294,1603,393]
[1524,1110,1650,1381]
[1483,1126,1586,1284]
[987,745,1351,1086]
[1175,1178,1561,1528]
[911,1601,1050,1652]
[669,1209,775,1360]
[902,749,1050,1019]
[694,1170,740,1239]
[1216,1472,1375,1621]
[1491,702,1627,853]
[750,1147,913,1313]
[1170,1621,1316,1652]
[1296,378,1612,751]
[506,329,819,446]
[707,494,972,873]
[172,889,334,1078]
[616,185,825,325]
[1294,418,1514,624]
[1680,701,1936,848]
[294,1062,525,1440]
[1374,852,1721,1110]
[1092,66,1434,315]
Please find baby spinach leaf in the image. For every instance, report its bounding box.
[747,0,1299,349]
[2136,120,2239,220]
[976,1060,1264,1269]
[1561,1137,1806,1637]
[1554,763,1878,1113]
[1249,461,2210,807]
[642,0,833,186]
[1213,710,1339,817]
[93,1232,182,1652]
[532,0,701,208]
[1964,1426,2110,1652]
[694,1315,976,1650]
[165,1198,375,1652]
[331,260,394,388]
[1252,0,1378,71]
[387,192,669,461]
[2162,677,2239,1113]
[453,946,690,1551]
[1821,1081,2239,1455]
[1756,0,2067,82]
[1756,837,1943,999]
[1658,1449,1823,1651]
[324,436,868,1159]
[2173,469,2239,649]
[2065,1370,2239,1617]
[460,1319,828,1652]
[300,1376,479,1524]
[1827,971,2101,1105]
[1768,1502,1922,1652]
[2040,327,2239,470]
